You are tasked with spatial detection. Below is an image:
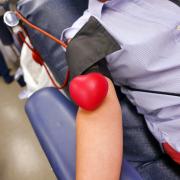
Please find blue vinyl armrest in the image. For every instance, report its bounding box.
[25,87,142,180]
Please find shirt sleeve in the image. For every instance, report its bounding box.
[61,10,91,42]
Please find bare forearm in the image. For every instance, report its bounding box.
[76,79,123,180]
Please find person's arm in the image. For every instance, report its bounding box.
[76,78,123,180]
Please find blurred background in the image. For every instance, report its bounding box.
[0,0,56,179]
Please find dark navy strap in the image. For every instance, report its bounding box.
[123,85,180,97]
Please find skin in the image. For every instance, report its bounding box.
[76,78,123,180]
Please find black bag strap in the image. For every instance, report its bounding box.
[123,85,180,97]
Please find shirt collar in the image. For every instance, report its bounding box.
[88,0,123,18]
[88,0,105,18]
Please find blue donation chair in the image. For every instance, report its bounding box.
[25,87,142,180]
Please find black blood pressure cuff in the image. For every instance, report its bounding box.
[170,0,180,6]
[66,16,121,81]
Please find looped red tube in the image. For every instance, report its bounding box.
[69,73,109,111]
[32,49,44,66]
[16,26,70,90]
[15,11,68,49]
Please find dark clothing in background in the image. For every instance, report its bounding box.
[0,16,14,45]
[0,51,9,77]
[0,16,14,83]
[0,51,13,83]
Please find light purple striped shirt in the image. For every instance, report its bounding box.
[62,0,180,152]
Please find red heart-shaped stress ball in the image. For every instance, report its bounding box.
[69,73,109,111]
